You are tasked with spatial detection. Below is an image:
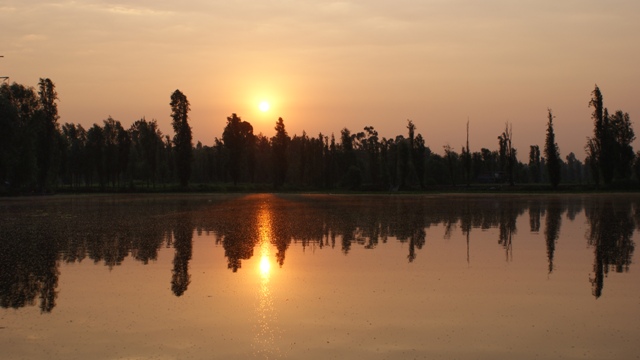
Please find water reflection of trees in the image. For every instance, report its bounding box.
[529,199,543,233]
[0,196,196,312]
[171,212,193,296]
[497,199,522,261]
[0,229,59,313]
[586,198,636,299]
[1,194,638,311]
[544,200,563,274]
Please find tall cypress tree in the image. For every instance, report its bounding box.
[170,89,192,187]
[544,109,561,188]
[588,85,614,185]
[36,78,59,190]
[498,122,514,185]
[462,120,471,186]
[271,117,289,189]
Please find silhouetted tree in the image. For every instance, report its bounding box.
[161,135,175,184]
[413,134,426,188]
[544,109,561,188]
[425,151,448,185]
[564,152,581,183]
[443,144,457,186]
[101,117,130,187]
[363,126,380,187]
[481,148,498,176]
[246,130,257,183]
[129,118,163,187]
[339,128,361,189]
[253,133,272,185]
[585,138,600,186]
[296,131,308,185]
[102,117,119,187]
[588,85,615,184]
[271,117,289,189]
[222,113,254,185]
[61,123,87,188]
[633,151,640,184]
[170,89,193,187]
[529,145,541,183]
[397,137,412,189]
[116,121,131,185]
[35,78,59,190]
[498,122,515,185]
[86,124,106,188]
[461,120,472,186]
[310,133,326,188]
[471,151,483,182]
[585,86,635,185]
[0,82,39,189]
[403,120,420,188]
[407,120,415,150]
[325,134,338,188]
[609,110,635,180]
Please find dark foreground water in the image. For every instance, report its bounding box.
[1,193,639,359]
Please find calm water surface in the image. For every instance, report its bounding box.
[1,194,639,359]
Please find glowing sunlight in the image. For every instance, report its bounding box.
[259,246,272,278]
[259,101,270,113]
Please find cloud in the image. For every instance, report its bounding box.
[0,5,17,12]
[319,1,357,15]
[89,3,175,17]
[20,34,47,42]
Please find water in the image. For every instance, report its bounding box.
[1,193,639,359]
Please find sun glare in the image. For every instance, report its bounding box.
[259,255,271,276]
[259,101,270,112]
[257,206,273,279]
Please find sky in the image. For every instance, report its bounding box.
[2,0,639,159]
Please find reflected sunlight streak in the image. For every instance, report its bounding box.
[254,204,280,357]
[259,252,271,277]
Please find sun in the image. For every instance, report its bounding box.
[259,101,270,112]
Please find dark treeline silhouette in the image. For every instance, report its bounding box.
[1,194,637,311]
[3,81,638,194]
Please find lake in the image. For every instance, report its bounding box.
[1,193,639,359]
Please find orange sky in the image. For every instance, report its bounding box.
[2,1,639,159]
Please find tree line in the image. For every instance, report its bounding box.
[1,80,637,192]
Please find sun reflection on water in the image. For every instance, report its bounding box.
[259,243,271,279]
[253,205,280,358]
